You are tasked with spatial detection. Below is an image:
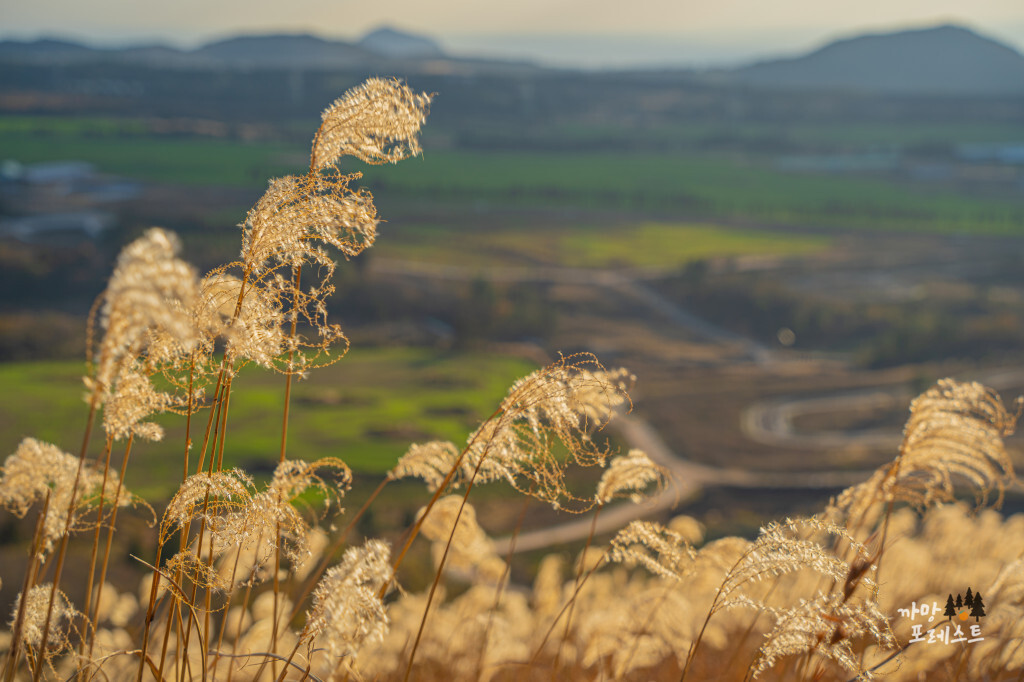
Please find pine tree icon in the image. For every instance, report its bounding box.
[956,593,963,610]
[971,592,986,621]
[944,594,956,621]
[965,587,975,609]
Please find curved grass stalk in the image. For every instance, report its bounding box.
[84,435,135,665]
[33,386,104,681]
[679,549,749,681]
[80,435,115,661]
[401,431,510,682]
[551,504,602,679]
[261,263,302,682]
[527,549,610,668]
[288,476,391,624]
[471,498,529,682]
[379,411,502,602]
[3,491,51,682]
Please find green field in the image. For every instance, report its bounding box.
[379,221,830,268]
[0,118,299,187]
[356,150,1024,234]
[0,348,537,499]
[3,115,1022,234]
[548,120,1024,149]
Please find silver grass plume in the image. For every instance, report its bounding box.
[0,438,129,554]
[100,364,188,441]
[88,228,200,440]
[460,354,633,510]
[195,271,287,370]
[311,77,432,170]
[91,227,199,388]
[233,80,429,376]
[242,78,429,274]
[301,539,392,660]
[750,591,895,679]
[210,458,351,586]
[10,583,79,655]
[389,440,460,492]
[716,518,865,611]
[596,449,667,504]
[609,520,697,581]
[240,170,379,274]
[160,470,253,544]
[830,378,1020,527]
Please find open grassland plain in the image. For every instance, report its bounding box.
[0,348,536,499]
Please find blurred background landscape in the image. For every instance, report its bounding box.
[2,4,1024,587]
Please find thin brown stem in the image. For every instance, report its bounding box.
[254,264,301,682]
[289,476,390,623]
[402,439,497,682]
[136,556,166,682]
[183,354,197,475]
[214,650,323,682]
[472,498,528,682]
[272,641,304,682]
[86,435,135,665]
[4,491,50,682]
[33,387,103,681]
[81,436,114,634]
[181,373,234,682]
[381,407,503,602]
[225,568,259,682]
[552,505,601,679]
[279,265,301,464]
[210,542,249,680]
[680,549,751,681]
[528,550,610,667]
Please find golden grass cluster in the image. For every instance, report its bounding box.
[1,77,1023,682]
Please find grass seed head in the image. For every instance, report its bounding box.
[596,448,667,504]
[311,77,432,170]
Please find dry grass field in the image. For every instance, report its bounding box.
[2,79,1024,682]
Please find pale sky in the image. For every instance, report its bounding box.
[3,0,1023,67]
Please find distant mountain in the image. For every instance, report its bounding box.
[0,38,94,63]
[730,24,1024,95]
[358,27,444,59]
[0,29,438,70]
[195,34,375,68]
[0,29,543,76]
[3,24,1021,93]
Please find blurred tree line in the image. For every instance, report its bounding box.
[662,261,1024,368]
